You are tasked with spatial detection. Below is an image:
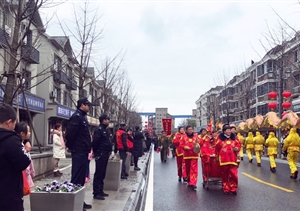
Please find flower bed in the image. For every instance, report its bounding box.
[30,180,85,211]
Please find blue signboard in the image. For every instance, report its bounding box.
[0,87,45,112]
[57,105,76,118]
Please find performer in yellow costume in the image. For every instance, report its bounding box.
[245,132,254,163]
[237,133,244,161]
[265,132,279,173]
[253,131,265,166]
[282,128,300,179]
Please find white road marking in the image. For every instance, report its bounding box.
[145,147,154,211]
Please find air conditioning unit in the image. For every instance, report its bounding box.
[50,89,57,98]
[4,25,11,37]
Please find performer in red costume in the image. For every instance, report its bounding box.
[172,126,187,182]
[180,125,199,190]
[215,124,240,195]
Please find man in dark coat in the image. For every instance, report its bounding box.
[133,126,144,170]
[0,103,31,211]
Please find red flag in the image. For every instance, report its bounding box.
[206,119,213,134]
[162,118,172,136]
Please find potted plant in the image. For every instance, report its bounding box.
[30,180,85,211]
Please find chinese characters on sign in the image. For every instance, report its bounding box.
[162,118,172,136]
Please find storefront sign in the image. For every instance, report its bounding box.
[57,105,76,118]
[0,87,45,112]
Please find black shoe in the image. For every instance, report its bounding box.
[124,172,129,177]
[241,157,243,161]
[257,163,261,167]
[121,175,128,179]
[83,202,92,209]
[100,192,109,197]
[249,159,253,163]
[224,192,230,195]
[93,195,105,200]
[134,167,141,171]
[183,178,188,183]
[178,177,182,182]
[295,171,298,179]
[232,191,237,195]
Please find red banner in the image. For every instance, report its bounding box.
[162,118,172,135]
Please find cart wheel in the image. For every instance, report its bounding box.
[206,187,209,191]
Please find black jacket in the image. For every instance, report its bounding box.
[92,123,112,155]
[0,128,31,211]
[65,109,91,154]
[132,130,144,157]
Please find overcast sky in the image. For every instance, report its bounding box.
[43,0,300,118]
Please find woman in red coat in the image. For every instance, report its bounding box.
[172,127,186,182]
[215,124,240,195]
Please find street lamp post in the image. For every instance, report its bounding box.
[267,67,292,158]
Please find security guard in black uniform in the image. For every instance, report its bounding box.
[65,97,92,210]
[92,114,112,200]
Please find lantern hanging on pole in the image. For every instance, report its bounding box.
[282,91,292,100]
[268,102,277,110]
[268,92,278,100]
[282,102,291,110]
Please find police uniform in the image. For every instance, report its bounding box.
[66,109,91,187]
[92,115,112,199]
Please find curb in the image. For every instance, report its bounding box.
[123,146,153,211]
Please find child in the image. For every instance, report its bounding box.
[15,122,35,187]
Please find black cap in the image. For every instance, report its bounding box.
[222,124,231,132]
[77,97,93,109]
[120,122,126,127]
[99,114,110,122]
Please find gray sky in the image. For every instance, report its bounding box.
[43,0,300,117]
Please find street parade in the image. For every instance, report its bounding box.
[156,100,300,195]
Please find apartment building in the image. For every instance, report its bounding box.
[196,32,300,125]
[154,108,175,135]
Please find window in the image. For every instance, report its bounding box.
[22,69,31,91]
[56,87,61,104]
[257,64,264,76]
[294,51,298,63]
[54,55,62,72]
[26,30,32,46]
[66,66,72,78]
[257,104,268,115]
[63,91,68,106]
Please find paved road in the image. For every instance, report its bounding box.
[153,153,300,211]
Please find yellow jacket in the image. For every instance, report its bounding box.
[282,128,300,153]
[253,132,265,151]
[237,133,244,147]
[265,132,279,155]
[245,132,254,149]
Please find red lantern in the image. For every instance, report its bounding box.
[268,102,277,110]
[282,111,288,117]
[282,102,291,110]
[268,92,278,100]
[282,91,292,99]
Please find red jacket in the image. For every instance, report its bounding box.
[127,134,134,149]
[172,132,185,156]
[180,133,199,159]
[116,129,127,150]
[200,135,218,159]
[215,133,240,166]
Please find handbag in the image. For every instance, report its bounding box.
[23,170,31,196]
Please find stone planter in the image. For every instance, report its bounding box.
[30,187,85,211]
[104,160,122,191]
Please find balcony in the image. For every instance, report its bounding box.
[21,45,40,64]
[53,71,69,85]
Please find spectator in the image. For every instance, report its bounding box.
[132,126,144,170]
[65,98,93,210]
[0,103,31,211]
[92,114,112,200]
[116,123,129,179]
[15,122,35,188]
[50,123,65,177]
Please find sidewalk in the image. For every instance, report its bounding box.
[24,151,151,211]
